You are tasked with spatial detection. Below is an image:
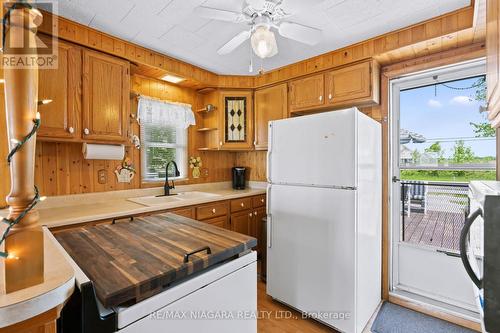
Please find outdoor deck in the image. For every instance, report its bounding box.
[403,210,465,252]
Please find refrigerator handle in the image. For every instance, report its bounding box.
[267,183,272,248]
[459,208,483,289]
[266,123,272,183]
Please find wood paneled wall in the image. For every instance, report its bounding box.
[0,75,237,207]
[235,151,267,182]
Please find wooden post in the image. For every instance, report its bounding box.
[2,2,44,292]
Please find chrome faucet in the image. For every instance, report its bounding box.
[163,161,180,196]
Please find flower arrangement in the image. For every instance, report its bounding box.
[189,156,202,178]
[189,156,202,169]
[116,157,136,174]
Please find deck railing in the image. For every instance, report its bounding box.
[400,181,469,251]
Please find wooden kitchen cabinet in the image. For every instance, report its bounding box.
[230,209,252,235]
[487,0,500,126]
[82,49,130,142]
[325,60,379,108]
[254,84,288,150]
[252,207,266,254]
[219,90,254,150]
[230,197,252,213]
[204,215,228,229]
[196,201,228,220]
[170,207,195,219]
[38,37,81,140]
[288,74,325,113]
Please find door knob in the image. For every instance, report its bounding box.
[392,176,401,183]
[68,126,74,134]
[84,128,90,135]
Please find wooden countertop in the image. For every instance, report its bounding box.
[54,213,257,308]
[0,182,266,229]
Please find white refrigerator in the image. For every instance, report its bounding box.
[266,108,382,333]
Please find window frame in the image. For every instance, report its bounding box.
[140,122,188,183]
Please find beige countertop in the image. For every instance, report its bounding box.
[0,228,75,328]
[1,182,266,229]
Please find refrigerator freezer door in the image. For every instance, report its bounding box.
[268,109,357,188]
[267,184,356,333]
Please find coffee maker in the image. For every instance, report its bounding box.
[232,167,246,190]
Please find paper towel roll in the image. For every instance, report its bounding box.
[82,143,125,160]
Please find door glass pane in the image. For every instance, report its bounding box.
[225,97,247,142]
[399,75,494,252]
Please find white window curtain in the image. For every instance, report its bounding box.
[138,96,195,129]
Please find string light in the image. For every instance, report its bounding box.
[0,186,41,259]
[7,115,40,164]
[0,1,46,260]
[37,99,52,106]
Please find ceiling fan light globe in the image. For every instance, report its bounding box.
[251,26,278,59]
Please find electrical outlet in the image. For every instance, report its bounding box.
[202,167,209,178]
[98,169,107,184]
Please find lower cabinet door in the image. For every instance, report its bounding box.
[252,207,266,255]
[203,216,228,229]
[230,210,252,235]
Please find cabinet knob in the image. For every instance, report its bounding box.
[219,141,223,146]
[319,95,323,102]
[212,208,216,214]
[68,126,74,134]
[254,211,258,215]
[84,128,90,135]
[240,202,245,207]
[261,198,264,203]
[328,93,332,100]
[249,213,253,217]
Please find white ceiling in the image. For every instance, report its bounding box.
[40,0,471,75]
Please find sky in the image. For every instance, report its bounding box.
[400,76,495,159]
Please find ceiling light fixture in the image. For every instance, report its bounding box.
[161,74,185,84]
[250,25,278,59]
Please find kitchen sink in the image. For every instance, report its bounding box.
[128,191,220,207]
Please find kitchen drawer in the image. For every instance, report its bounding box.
[196,202,228,220]
[252,195,266,208]
[230,197,252,213]
[203,216,227,229]
[170,207,194,219]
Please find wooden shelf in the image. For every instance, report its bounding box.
[197,147,219,151]
[195,104,216,114]
[197,127,218,132]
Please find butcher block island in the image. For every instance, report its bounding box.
[53,213,258,333]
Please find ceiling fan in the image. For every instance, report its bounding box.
[194,0,322,61]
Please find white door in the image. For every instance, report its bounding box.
[390,61,485,314]
[267,184,356,333]
[268,108,357,188]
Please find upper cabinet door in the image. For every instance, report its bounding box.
[38,38,81,140]
[82,50,130,142]
[219,90,254,150]
[487,0,500,126]
[325,60,374,107]
[254,84,287,150]
[288,74,325,112]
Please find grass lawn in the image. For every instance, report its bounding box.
[401,170,496,182]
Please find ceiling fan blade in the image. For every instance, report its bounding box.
[217,30,251,55]
[194,6,241,22]
[278,22,322,46]
[245,0,266,10]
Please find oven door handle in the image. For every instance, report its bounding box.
[459,208,483,289]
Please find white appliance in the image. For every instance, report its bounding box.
[463,181,500,333]
[266,108,382,333]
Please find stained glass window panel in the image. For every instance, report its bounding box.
[225,97,246,142]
